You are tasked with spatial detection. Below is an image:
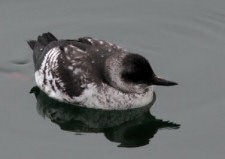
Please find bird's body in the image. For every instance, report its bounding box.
[28,32,177,110]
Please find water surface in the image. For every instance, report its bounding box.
[0,0,225,159]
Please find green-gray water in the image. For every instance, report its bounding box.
[0,0,224,158]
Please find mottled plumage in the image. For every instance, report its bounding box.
[28,32,177,110]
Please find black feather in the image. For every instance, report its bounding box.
[37,32,58,46]
[27,40,36,50]
[28,32,58,71]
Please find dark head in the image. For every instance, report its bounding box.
[121,54,177,86]
[104,53,177,94]
[121,54,177,87]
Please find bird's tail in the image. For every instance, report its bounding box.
[27,32,58,50]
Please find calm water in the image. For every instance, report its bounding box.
[0,0,225,158]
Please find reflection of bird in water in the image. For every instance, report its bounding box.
[31,86,180,148]
[28,32,177,110]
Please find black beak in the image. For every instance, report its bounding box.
[152,76,178,86]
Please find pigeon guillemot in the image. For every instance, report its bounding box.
[27,32,177,110]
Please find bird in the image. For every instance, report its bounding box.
[27,32,177,110]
